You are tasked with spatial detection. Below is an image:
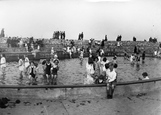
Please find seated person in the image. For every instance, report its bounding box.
[138,72,149,80]
[105,62,117,99]
[143,72,149,80]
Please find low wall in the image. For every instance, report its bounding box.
[0,80,160,100]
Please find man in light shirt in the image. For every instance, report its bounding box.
[105,62,117,99]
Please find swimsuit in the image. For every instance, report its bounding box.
[46,63,51,75]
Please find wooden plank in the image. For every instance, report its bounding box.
[0,77,160,89]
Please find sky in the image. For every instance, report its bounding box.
[0,0,161,41]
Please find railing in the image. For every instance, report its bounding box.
[0,77,160,89]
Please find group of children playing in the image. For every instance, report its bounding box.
[42,54,59,85]
[17,55,38,84]
[17,54,59,85]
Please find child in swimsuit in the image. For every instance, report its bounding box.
[51,60,59,85]
[28,61,37,85]
[45,59,52,84]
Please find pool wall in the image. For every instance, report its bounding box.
[0,81,161,99]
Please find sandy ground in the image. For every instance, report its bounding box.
[0,89,161,115]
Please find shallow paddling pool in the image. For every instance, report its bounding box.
[0,57,161,85]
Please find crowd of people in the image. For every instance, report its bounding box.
[53,31,65,40]
[6,37,44,52]
[0,39,152,99]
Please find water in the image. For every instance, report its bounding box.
[0,57,161,85]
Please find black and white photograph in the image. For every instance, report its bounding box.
[0,0,161,114]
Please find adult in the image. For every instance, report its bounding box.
[105,62,117,99]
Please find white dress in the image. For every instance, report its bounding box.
[84,63,94,84]
[24,57,30,68]
[0,57,6,68]
[19,59,24,71]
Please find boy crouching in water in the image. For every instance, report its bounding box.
[51,60,59,85]
[28,61,37,85]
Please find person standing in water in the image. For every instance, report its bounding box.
[93,56,101,84]
[51,47,55,56]
[51,60,59,85]
[85,56,95,84]
[79,49,84,61]
[24,55,30,75]
[17,56,24,79]
[45,58,52,84]
[142,51,145,63]
[28,61,37,85]
[0,54,6,76]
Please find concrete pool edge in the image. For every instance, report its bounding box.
[0,78,161,100]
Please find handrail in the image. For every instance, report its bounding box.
[0,77,160,89]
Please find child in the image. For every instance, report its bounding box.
[142,72,149,80]
[51,47,55,55]
[0,54,6,76]
[51,60,59,85]
[28,61,37,85]
[17,56,24,79]
[45,59,52,84]
[24,55,30,75]
[112,55,117,64]
[79,50,84,61]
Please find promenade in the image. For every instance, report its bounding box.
[0,89,161,115]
